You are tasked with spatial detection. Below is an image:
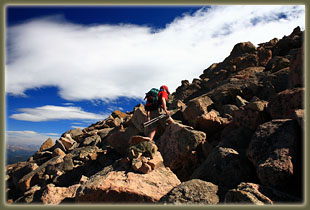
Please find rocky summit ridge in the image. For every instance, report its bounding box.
[6,26,304,205]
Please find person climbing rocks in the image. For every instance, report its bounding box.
[144,85,174,141]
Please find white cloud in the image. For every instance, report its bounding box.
[5,5,305,101]
[6,130,60,146]
[9,105,109,122]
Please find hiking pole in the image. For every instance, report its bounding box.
[143,114,166,128]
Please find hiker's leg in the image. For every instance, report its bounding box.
[149,128,156,141]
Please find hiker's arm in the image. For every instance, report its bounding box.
[161,97,170,116]
[147,111,150,121]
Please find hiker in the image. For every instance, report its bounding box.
[144,85,174,140]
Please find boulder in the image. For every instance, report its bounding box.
[111,110,128,119]
[54,139,67,153]
[82,134,101,146]
[160,179,219,205]
[219,126,254,153]
[233,53,259,71]
[7,162,39,190]
[247,119,300,189]
[59,134,78,151]
[41,183,80,204]
[14,185,41,203]
[265,56,290,72]
[229,42,257,58]
[128,141,158,160]
[257,46,272,66]
[268,88,304,119]
[76,166,181,203]
[289,46,304,88]
[273,26,303,56]
[191,146,255,198]
[53,148,66,157]
[97,128,114,140]
[233,99,268,131]
[39,138,54,152]
[183,95,214,126]
[173,80,201,102]
[220,104,239,118]
[195,110,229,136]
[106,126,139,155]
[131,104,148,133]
[147,151,164,170]
[17,156,64,193]
[129,135,152,145]
[61,128,83,141]
[225,182,301,204]
[157,123,206,181]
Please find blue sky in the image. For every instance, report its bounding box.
[5,5,305,146]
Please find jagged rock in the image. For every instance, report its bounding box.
[191,146,255,198]
[54,139,67,153]
[15,185,41,203]
[60,134,78,151]
[235,95,248,107]
[268,88,304,119]
[82,134,101,146]
[289,46,304,88]
[79,175,89,184]
[106,126,139,155]
[160,179,219,205]
[7,162,39,191]
[39,138,54,152]
[17,156,64,193]
[128,141,158,159]
[147,151,164,170]
[76,166,181,203]
[97,128,114,140]
[247,119,300,190]
[129,135,152,145]
[131,157,153,174]
[157,123,206,181]
[195,110,228,136]
[32,151,53,161]
[53,148,66,157]
[233,98,269,131]
[173,80,202,102]
[225,182,301,204]
[273,26,303,56]
[205,80,244,110]
[131,104,148,133]
[220,104,239,118]
[265,56,290,72]
[111,110,128,119]
[233,53,259,71]
[257,46,272,66]
[229,42,257,58]
[41,183,80,204]
[219,126,254,153]
[183,95,214,126]
[61,128,83,141]
[105,117,122,128]
[69,145,103,163]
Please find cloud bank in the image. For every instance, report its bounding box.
[9,105,108,122]
[6,5,305,101]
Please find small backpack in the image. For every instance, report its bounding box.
[144,88,159,111]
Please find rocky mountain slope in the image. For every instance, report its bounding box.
[6,26,304,205]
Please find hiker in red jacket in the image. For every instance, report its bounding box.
[146,85,174,140]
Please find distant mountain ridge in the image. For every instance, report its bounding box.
[6,26,304,205]
[6,145,39,165]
